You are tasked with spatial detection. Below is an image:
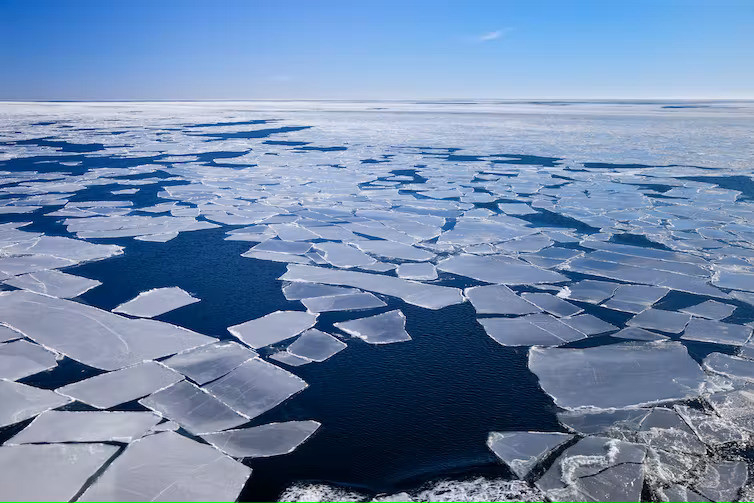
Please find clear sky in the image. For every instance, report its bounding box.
[0,0,752,100]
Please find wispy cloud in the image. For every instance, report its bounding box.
[477,28,512,42]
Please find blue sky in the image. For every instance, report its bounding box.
[0,0,752,100]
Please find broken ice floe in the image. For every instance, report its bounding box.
[0,339,58,380]
[480,314,586,347]
[286,329,347,362]
[334,310,411,344]
[228,310,318,349]
[202,420,321,458]
[78,431,251,502]
[162,341,256,385]
[112,286,200,318]
[465,284,541,315]
[301,291,386,313]
[487,431,573,479]
[438,255,568,285]
[681,318,753,346]
[0,379,71,428]
[529,342,705,409]
[3,269,101,298]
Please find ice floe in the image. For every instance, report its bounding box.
[202,420,321,458]
[487,431,574,479]
[112,286,200,318]
[228,310,318,349]
[3,269,101,298]
[334,310,411,344]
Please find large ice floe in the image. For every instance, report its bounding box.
[2,100,754,501]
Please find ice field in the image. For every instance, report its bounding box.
[0,100,754,501]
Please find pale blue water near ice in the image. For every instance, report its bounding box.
[0,100,754,501]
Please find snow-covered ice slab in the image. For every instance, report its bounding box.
[487,431,573,478]
[3,270,101,298]
[680,300,736,320]
[139,380,248,434]
[438,255,568,285]
[228,310,318,349]
[674,404,747,446]
[708,389,754,433]
[600,284,669,313]
[626,308,691,333]
[560,280,620,304]
[0,291,214,370]
[7,410,161,444]
[535,436,646,502]
[334,310,411,344]
[57,361,183,409]
[703,352,754,381]
[202,420,321,458]
[0,380,71,428]
[0,254,75,276]
[480,314,586,347]
[529,342,705,410]
[0,339,58,380]
[287,329,347,362]
[395,262,438,280]
[280,264,464,309]
[113,286,200,318]
[680,318,752,346]
[79,431,251,502]
[0,443,119,501]
[301,292,386,312]
[162,341,256,385]
[204,357,308,420]
[464,284,540,315]
[520,292,582,317]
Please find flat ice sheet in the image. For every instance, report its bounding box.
[529,341,705,409]
[301,292,386,312]
[480,314,586,347]
[680,318,752,346]
[487,431,573,479]
[7,410,162,444]
[113,286,200,318]
[334,310,411,344]
[464,284,541,315]
[0,380,71,428]
[287,329,347,362]
[139,380,248,434]
[520,292,582,317]
[3,269,101,298]
[162,341,256,385]
[626,308,691,334]
[204,357,308,420]
[0,339,58,380]
[228,310,318,349]
[438,255,568,285]
[57,361,183,409]
[79,431,251,502]
[0,443,119,502]
[680,300,736,320]
[281,264,464,309]
[0,291,214,370]
[202,420,321,458]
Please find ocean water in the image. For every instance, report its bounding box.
[1,100,754,502]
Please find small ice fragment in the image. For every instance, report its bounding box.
[113,287,200,318]
[395,262,438,280]
[561,280,620,304]
[694,461,748,502]
[7,410,161,444]
[703,352,754,381]
[487,431,573,478]
[287,329,347,362]
[0,339,58,380]
[0,443,119,501]
[612,327,669,341]
[601,285,669,313]
[557,409,650,434]
[162,341,256,385]
[680,318,752,346]
[3,270,101,298]
[134,232,179,242]
[269,351,312,367]
[674,405,747,445]
[529,342,705,410]
[335,310,411,344]
[680,300,736,320]
[204,357,308,420]
[139,380,248,435]
[0,380,71,428]
[464,284,541,315]
[202,420,321,458]
[57,361,183,409]
[228,310,318,349]
[301,292,386,312]
[283,283,357,300]
[520,292,582,317]
[626,309,691,333]
[79,431,251,502]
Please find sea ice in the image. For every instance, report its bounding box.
[487,431,573,478]
[680,318,752,346]
[529,342,705,409]
[202,420,321,458]
[0,443,119,501]
[0,339,58,380]
[3,269,101,298]
[79,431,251,502]
[204,357,308,419]
[626,309,691,333]
[7,410,162,444]
[287,329,347,362]
[395,262,438,280]
[0,380,71,428]
[480,314,586,347]
[113,286,200,318]
[438,255,568,285]
[601,285,669,313]
[162,341,256,385]
[301,292,386,312]
[228,310,318,349]
[520,292,582,317]
[334,310,411,344]
[57,361,183,409]
[464,284,541,315]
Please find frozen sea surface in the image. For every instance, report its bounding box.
[0,99,754,501]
